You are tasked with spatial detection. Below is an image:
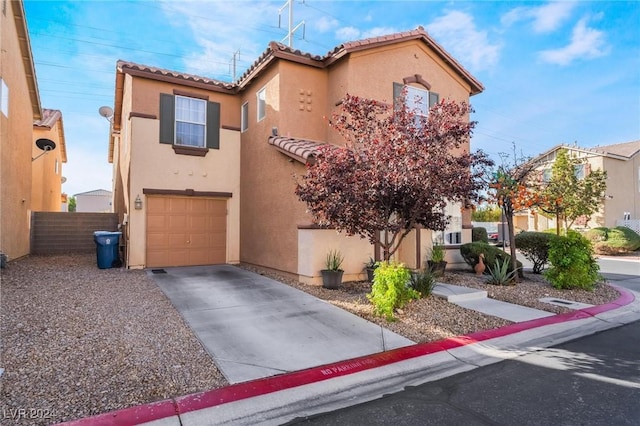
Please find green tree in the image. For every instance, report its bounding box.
[534,149,607,235]
[471,205,502,222]
[68,196,76,212]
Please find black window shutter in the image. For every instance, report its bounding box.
[206,101,220,150]
[159,94,174,144]
[429,92,440,108]
[393,82,402,109]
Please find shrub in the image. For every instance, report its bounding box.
[514,232,555,274]
[583,227,608,243]
[486,258,517,286]
[367,261,419,321]
[584,226,640,255]
[544,230,601,290]
[472,227,488,243]
[460,242,523,278]
[409,269,437,297]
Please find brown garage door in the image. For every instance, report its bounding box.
[146,196,227,268]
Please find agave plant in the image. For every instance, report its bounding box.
[486,258,517,286]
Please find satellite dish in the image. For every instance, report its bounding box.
[61,176,67,183]
[98,106,114,119]
[36,138,56,151]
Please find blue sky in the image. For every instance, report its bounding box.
[24,0,640,197]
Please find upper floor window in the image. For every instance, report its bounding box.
[175,95,206,147]
[55,158,59,175]
[393,82,439,126]
[241,102,249,132]
[159,92,220,154]
[257,87,266,121]
[574,164,585,180]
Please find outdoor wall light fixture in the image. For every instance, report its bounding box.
[134,195,143,210]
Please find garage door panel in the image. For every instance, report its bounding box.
[168,198,189,213]
[147,214,168,230]
[146,196,227,268]
[147,233,168,246]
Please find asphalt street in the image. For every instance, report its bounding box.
[288,319,640,426]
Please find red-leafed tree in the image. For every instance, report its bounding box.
[295,92,493,261]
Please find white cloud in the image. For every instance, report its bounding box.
[158,1,278,80]
[361,26,399,39]
[314,16,339,33]
[335,26,361,41]
[426,11,502,72]
[501,2,577,33]
[539,17,608,65]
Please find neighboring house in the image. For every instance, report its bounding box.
[32,109,67,212]
[108,27,484,282]
[75,189,113,213]
[515,141,640,232]
[0,0,42,261]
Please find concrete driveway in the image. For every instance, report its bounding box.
[148,265,413,384]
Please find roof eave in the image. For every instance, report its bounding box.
[13,0,41,120]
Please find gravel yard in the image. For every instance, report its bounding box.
[0,254,226,425]
[0,254,621,425]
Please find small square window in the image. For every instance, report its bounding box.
[241,102,249,132]
[257,87,266,121]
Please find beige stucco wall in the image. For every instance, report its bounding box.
[125,117,241,269]
[31,122,65,211]
[602,155,640,227]
[297,229,374,285]
[240,64,312,275]
[1,0,37,260]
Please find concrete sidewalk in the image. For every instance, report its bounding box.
[59,265,640,426]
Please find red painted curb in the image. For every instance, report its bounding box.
[58,286,635,425]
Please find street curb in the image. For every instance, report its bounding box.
[58,285,636,426]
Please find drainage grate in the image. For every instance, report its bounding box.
[550,299,572,305]
[151,269,167,274]
[539,297,594,310]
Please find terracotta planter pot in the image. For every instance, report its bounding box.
[321,270,344,289]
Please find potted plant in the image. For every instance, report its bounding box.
[427,243,447,277]
[364,257,378,282]
[321,249,344,289]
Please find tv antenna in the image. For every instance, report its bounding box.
[229,50,240,82]
[278,0,305,48]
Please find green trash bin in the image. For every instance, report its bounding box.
[94,231,121,269]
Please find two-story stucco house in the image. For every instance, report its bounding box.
[109,27,484,283]
[1,0,42,261]
[515,141,640,233]
[1,0,68,262]
[32,109,67,212]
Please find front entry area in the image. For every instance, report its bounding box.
[146,195,227,268]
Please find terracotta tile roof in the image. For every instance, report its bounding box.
[237,27,483,95]
[268,136,329,164]
[33,108,67,162]
[33,108,61,128]
[117,60,235,91]
[590,140,640,158]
